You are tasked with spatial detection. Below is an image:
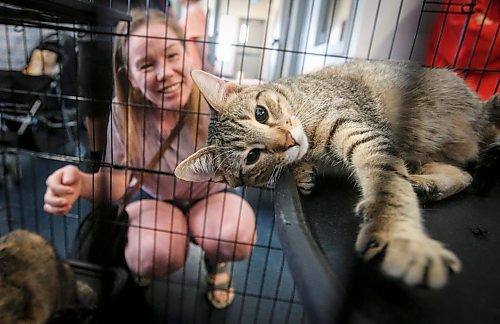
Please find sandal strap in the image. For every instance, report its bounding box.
[207,280,233,291]
[208,262,232,274]
[205,260,233,289]
[204,258,235,309]
[204,255,233,272]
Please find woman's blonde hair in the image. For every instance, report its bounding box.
[113,9,206,164]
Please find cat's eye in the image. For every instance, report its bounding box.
[255,105,268,123]
[246,148,261,165]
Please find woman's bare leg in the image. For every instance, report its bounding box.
[188,192,256,308]
[188,192,256,263]
[125,199,189,278]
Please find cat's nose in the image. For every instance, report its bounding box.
[284,131,297,150]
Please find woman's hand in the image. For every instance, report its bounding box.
[44,165,82,215]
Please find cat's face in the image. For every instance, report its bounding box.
[175,70,308,187]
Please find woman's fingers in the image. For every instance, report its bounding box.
[61,165,80,186]
[44,190,73,215]
[44,165,81,215]
[49,183,75,196]
[43,202,70,215]
[44,191,69,207]
[45,166,78,195]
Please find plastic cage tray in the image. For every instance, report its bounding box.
[274,170,500,324]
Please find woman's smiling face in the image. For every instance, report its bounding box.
[128,21,193,111]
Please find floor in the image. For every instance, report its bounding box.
[0,122,307,324]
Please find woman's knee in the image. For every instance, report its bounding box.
[189,193,257,262]
[125,199,189,278]
[200,226,256,263]
[126,236,188,277]
[220,229,256,261]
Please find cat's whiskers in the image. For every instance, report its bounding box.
[267,164,284,188]
[266,168,276,188]
[214,149,247,183]
[212,150,236,173]
[294,100,323,129]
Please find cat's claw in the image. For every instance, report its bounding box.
[409,171,472,202]
[291,162,316,195]
[411,180,443,202]
[356,225,461,289]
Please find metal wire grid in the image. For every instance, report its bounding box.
[0,0,498,323]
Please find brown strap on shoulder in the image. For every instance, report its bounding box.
[119,113,186,209]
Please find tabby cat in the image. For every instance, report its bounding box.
[0,230,93,323]
[175,60,500,288]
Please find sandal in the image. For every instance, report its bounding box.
[205,261,235,309]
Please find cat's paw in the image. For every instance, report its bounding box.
[409,171,472,202]
[410,180,443,202]
[355,224,461,289]
[291,162,316,195]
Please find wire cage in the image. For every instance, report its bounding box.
[0,0,498,323]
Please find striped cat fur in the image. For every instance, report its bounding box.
[176,60,500,289]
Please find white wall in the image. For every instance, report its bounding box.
[207,0,282,80]
[0,26,53,70]
[300,0,356,73]
[347,0,435,62]
[196,0,438,79]
[299,0,438,73]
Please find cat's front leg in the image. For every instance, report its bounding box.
[330,119,461,287]
[291,161,316,195]
[354,181,462,288]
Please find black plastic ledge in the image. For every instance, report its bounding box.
[275,169,500,324]
[0,0,130,26]
[274,170,343,324]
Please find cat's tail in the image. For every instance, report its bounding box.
[472,93,500,195]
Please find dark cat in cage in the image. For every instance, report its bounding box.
[0,230,95,323]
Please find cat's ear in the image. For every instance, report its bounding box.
[175,146,224,183]
[191,70,242,112]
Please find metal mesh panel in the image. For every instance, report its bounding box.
[0,0,497,323]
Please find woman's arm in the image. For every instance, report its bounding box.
[79,166,131,204]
